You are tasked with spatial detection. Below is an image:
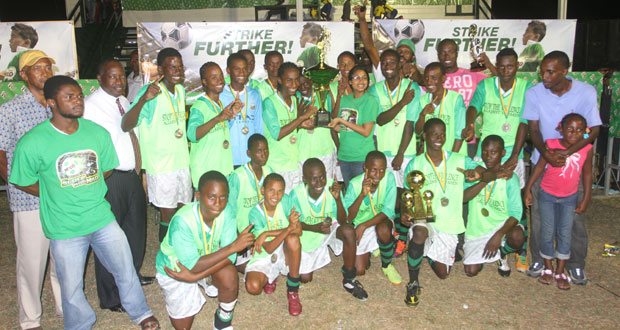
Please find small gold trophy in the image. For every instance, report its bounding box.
[468,24,485,72]
[401,170,435,223]
[302,25,338,127]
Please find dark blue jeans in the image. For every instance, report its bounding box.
[538,188,578,260]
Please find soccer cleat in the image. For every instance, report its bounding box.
[206,284,219,298]
[372,249,381,257]
[392,240,407,258]
[287,292,302,316]
[263,280,277,294]
[382,264,402,285]
[404,281,421,307]
[343,280,368,301]
[497,256,511,277]
[568,268,588,285]
[526,262,544,278]
[213,310,233,330]
[515,254,528,273]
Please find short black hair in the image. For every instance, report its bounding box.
[365,150,387,165]
[97,59,121,76]
[423,117,445,133]
[542,51,570,70]
[264,51,283,62]
[528,21,547,42]
[43,75,80,100]
[238,49,255,58]
[248,133,268,151]
[227,52,247,69]
[348,65,369,82]
[199,61,220,80]
[438,38,457,50]
[482,135,505,150]
[302,158,326,176]
[337,51,357,65]
[380,49,400,62]
[496,48,518,62]
[278,62,300,78]
[561,113,587,128]
[263,173,285,189]
[157,48,182,66]
[425,61,445,75]
[198,171,229,192]
[11,23,38,48]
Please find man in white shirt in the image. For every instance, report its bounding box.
[84,59,153,313]
[126,50,143,103]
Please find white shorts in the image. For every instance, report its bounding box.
[300,223,343,275]
[410,222,458,266]
[156,273,208,319]
[356,225,379,255]
[386,156,412,188]
[146,168,193,208]
[463,222,525,265]
[300,151,338,181]
[235,248,252,266]
[244,245,287,284]
[474,157,525,188]
[279,169,302,194]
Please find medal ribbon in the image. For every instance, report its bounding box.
[160,83,182,127]
[246,162,263,202]
[483,181,496,205]
[262,202,278,231]
[267,78,278,94]
[196,203,216,255]
[230,86,248,122]
[276,91,294,121]
[427,88,447,118]
[425,152,447,194]
[385,79,402,107]
[367,183,382,216]
[304,185,327,219]
[498,78,516,119]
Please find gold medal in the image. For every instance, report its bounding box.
[502,123,511,132]
[174,128,183,139]
[223,140,230,149]
[481,208,489,217]
[250,103,255,109]
[271,253,278,263]
[289,135,297,144]
[307,129,315,134]
[242,126,249,135]
[394,119,400,127]
[441,197,449,207]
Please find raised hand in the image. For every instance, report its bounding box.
[143,76,164,101]
[401,82,416,104]
[329,180,341,200]
[461,123,475,141]
[232,223,255,252]
[361,170,372,196]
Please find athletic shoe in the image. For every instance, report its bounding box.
[382,264,402,285]
[264,280,277,294]
[392,240,407,258]
[515,254,528,273]
[213,309,233,330]
[206,284,219,298]
[497,256,511,277]
[404,281,421,307]
[287,292,302,316]
[526,262,544,278]
[372,249,381,257]
[343,280,368,301]
[568,268,588,285]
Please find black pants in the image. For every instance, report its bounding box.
[94,170,147,309]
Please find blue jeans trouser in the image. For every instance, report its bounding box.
[339,160,364,190]
[538,188,578,260]
[50,221,152,330]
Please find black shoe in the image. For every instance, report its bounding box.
[404,281,421,307]
[140,275,156,286]
[343,280,368,301]
[105,304,125,313]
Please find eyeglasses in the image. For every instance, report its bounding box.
[351,75,368,81]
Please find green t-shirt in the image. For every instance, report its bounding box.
[289,179,344,251]
[9,118,119,239]
[465,173,522,239]
[369,78,421,157]
[419,89,467,155]
[188,95,233,187]
[344,171,396,226]
[297,92,336,161]
[130,82,189,174]
[518,42,545,72]
[403,151,478,235]
[228,163,273,233]
[263,93,299,172]
[248,195,292,264]
[156,202,238,276]
[255,78,278,101]
[336,92,378,162]
[469,77,532,162]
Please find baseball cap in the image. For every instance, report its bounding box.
[396,39,416,54]
[19,50,56,71]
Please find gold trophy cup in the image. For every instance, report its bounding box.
[468,24,485,72]
[401,170,435,223]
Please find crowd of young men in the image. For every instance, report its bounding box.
[0,14,602,330]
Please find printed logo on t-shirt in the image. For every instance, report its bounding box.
[56,149,100,188]
[162,110,184,125]
[339,108,358,131]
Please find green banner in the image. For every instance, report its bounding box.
[0,80,99,106]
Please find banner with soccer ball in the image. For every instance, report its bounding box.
[137,21,354,100]
[373,19,577,72]
[0,21,78,82]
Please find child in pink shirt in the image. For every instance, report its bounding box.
[524,113,593,290]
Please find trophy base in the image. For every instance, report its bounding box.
[413,216,435,223]
[470,61,485,72]
[315,111,331,127]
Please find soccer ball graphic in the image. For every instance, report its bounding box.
[393,19,425,44]
[161,22,193,50]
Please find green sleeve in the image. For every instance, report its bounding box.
[405,82,422,121]
[360,94,379,125]
[469,82,486,113]
[169,216,202,270]
[381,172,397,219]
[506,176,523,220]
[129,84,156,125]
[262,97,281,139]
[187,101,206,143]
[219,207,239,263]
[453,94,467,138]
[8,135,39,187]
[249,207,266,238]
[98,128,120,172]
[464,156,479,170]
[227,172,240,216]
[403,156,417,189]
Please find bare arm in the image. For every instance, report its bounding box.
[463,181,486,203]
[13,182,40,197]
[354,2,380,68]
[0,150,7,183]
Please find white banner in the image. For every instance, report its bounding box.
[0,21,78,81]
[137,22,355,96]
[374,19,577,72]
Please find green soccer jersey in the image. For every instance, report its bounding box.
[369,78,421,157]
[255,78,279,101]
[156,202,238,276]
[465,173,522,239]
[9,118,119,239]
[188,95,233,187]
[403,151,479,235]
[419,89,467,155]
[344,171,396,226]
[469,77,532,162]
[248,195,292,264]
[131,82,189,175]
[228,163,273,233]
[336,92,378,162]
[297,92,336,161]
[263,93,299,172]
[290,179,344,251]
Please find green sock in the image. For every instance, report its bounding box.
[395,219,410,242]
[379,239,394,268]
[286,274,300,292]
